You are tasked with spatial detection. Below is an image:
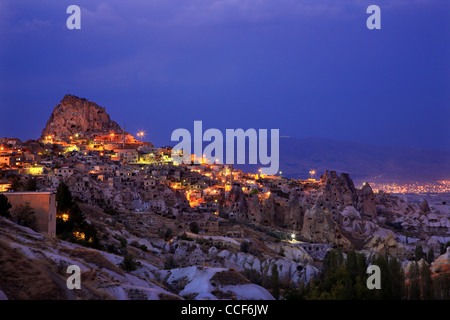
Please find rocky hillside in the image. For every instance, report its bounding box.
[0,199,323,300]
[0,215,282,300]
[40,95,126,140]
[1,169,448,300]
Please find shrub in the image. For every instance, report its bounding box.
[130,240,140,247]
[119,255,138,272]
[178,232,193,241]
[117,237,127,248]
[104,206,120,216]
[240,240,250,253]
[13,203,37,230]
[164,228,173,241]
[240,269,264,286]
[210,270,250,286]
[164,256,179,270]
[0,194,12,218]
[189,222,200,234]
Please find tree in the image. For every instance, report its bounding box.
[419,261,434,300]
[119,255,137,272]
[0,194,12,218]
[164,256,179,270]
[337,247,344,266]
[408,262,421,300]
[68,203,85,225]
[346,250,358,280]
[322,249,338,279]
[433,273,450,300]
[55,183,100,249]
[439,242,450,255]
[12,203,37,230]
[356,253,368,279]
[388,257,405,299]
[104,206,119,216]
[25,178,37,191]
[240,240,250,253]
[56,182,73,212]
[82,222,101,249]
[372,255,392,299]
[189,221,200,234]
[283,283,305,300]
[118,237,127,249]
[415,245,425,262]
[164,227,173,241]
[8,175,22,191]
[271,264,280,300]
[427,248,434,264]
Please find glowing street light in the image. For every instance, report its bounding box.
[137,131,145,142]
[291,233,296,241]
[309,169,316,180]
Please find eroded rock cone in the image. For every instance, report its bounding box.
[41,94,123,139]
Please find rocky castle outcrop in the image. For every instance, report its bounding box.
[41,95,127,140]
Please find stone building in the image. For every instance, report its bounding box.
[2,191,56,237]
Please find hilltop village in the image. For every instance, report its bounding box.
[0,95,449,300]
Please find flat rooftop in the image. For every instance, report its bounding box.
[0,191,55,195]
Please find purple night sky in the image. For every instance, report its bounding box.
[0,0,449,149]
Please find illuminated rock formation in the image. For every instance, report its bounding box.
[41,94,138,143]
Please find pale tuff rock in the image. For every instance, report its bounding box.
[158,266,275,300]
[338,206,361,229]
[215,246,318,284]
[320,171,356,209]
[420,199,431,214]
[420,213,450,229]
[260,194,282,226]
[320,171,376,218]
[266,242,314,265]
[430,247,450,274]
[300,202,352,249]
[0,290,8,300]
[208,246,218,257]
[261,257,319,284]
[356,183,377,218]
[226,185,249,221]
[364,233,407,259]
[224,170,384,249]
[404,259,428,279]
[284,192,305,231]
